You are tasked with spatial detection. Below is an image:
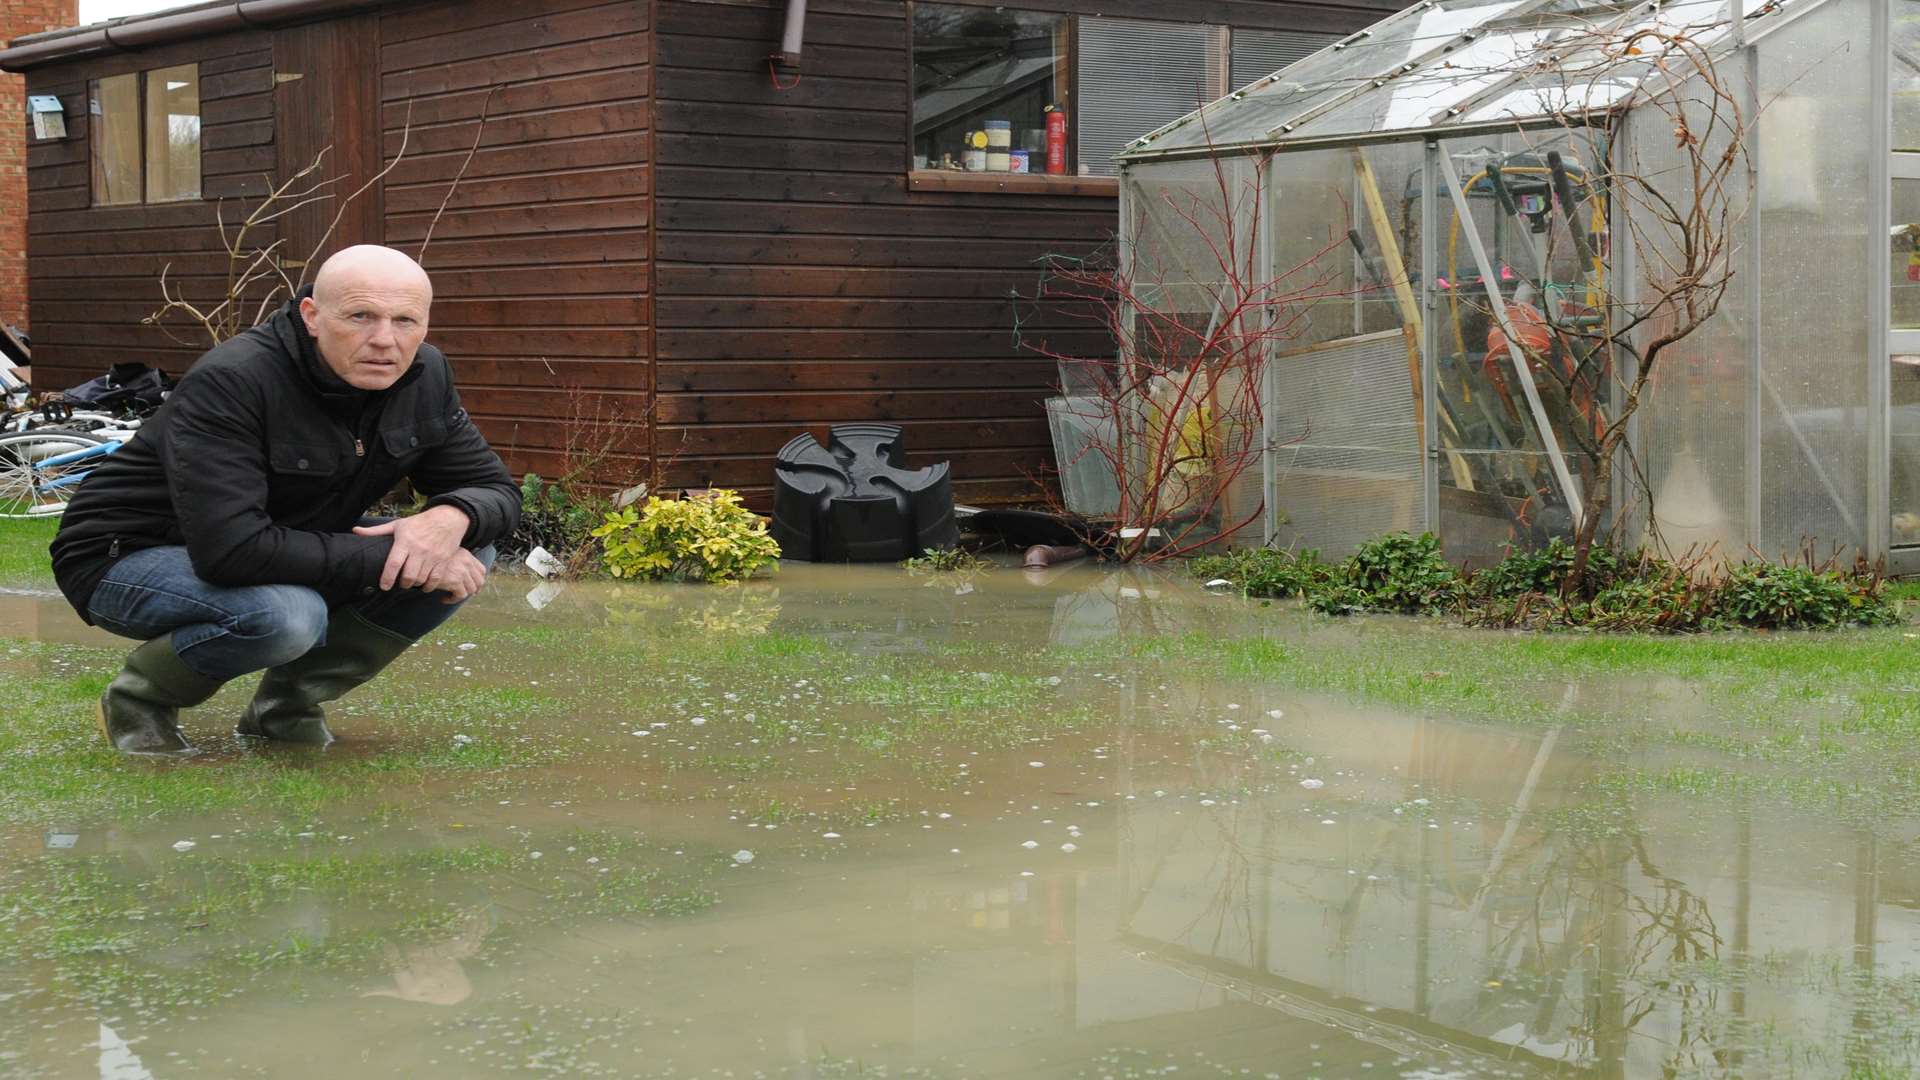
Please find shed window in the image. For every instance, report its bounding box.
[911,6,1335,181]
[90,63,201,206]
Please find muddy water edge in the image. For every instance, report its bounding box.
[2,562,1919,1079]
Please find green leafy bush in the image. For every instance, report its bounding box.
[1472,538,1623,600]
[1338,532,1463,615]
[1716,562,1898,629]
[902,548,992,575]
[1188,548,1332,599]
[592,490,781,583]
[506,473,607,567]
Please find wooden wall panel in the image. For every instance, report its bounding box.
[380,0,652,489]
[23,32,277,390]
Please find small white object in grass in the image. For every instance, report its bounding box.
[1028,761,1044,768]
[1300,779,1325,790]
[530,851,543,859]
[823,832,841,839]
[172,840,196,852]
[937,812,952,819]
[452,734,473,747]
[1227,703,1240,710]
[631,730,651,737]
[1268,709,1285,720]
[1202,578,1234,590]
[733,850,755,864]
[1060,843,1077,853]
[1199,799,1216,807]
[690,717,707,726]
[457,642,476,651]
[1322,819,1337,825]
[1021,840,1039,849]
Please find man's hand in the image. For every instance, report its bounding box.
[422,548,489,604]
[353,505,471,591]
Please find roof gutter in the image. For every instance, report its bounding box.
[0,0,386,72]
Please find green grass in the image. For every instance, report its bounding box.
[0,515,56,586]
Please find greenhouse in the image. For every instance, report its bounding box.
[1099,0,1915,571]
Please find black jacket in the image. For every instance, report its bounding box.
[51,290,520,622]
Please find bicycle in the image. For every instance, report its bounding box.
[0,427,123,519]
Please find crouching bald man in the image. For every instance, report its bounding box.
[50,244,520,755]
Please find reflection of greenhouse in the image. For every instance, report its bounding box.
[1108,0,1916,570]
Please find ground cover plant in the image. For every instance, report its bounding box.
[1191,533,1904,631]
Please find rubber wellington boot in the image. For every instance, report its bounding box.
[236,608,414,745]
[99,636,225,756]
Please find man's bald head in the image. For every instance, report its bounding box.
[300,245,434,391]
[313,244,433,307]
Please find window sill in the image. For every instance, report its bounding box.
[908,171,1119,197]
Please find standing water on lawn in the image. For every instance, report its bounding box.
[2,563,1919,1078]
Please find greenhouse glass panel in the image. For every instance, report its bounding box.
[1130,0,1539,155]
[1264,143,1429,555]
[1897,0,1920,152]
[1621,91,1751,558]
[1754,0,1872,558]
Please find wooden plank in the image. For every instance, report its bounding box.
[202,144,277,178]
[654,100,900,144]
[274,13,387,265]
[382,0,637,44]
[380,67,649,129]
[383,34,644,102]
[383,132,648,187]
[420,262,650,298]
[202,118,274,151]
[381,5,647,72]
[657,359,1052,393]
[386,164,649,215]
[663,68,902,112]
[382,101,649,158]
[658,327,1107,361]
[656,417,1049,457]
[28,201,226,236]
[655,232,1105,269]
[655,297,1086,331]
[429,328,648,359]
[386,198,650,243]
[200,66,274,102]
[658,264,1050,299]
[409,230,647,269]
[655,389,1050,424]
[451,356,652,388]
[654,34,903,82]
[657,4,901,48]
[431,297,651,327]
[460,385,651,419]
[654,132,898,173]
[656,199,1114,239]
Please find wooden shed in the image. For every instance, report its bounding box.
[1,0,1400,508]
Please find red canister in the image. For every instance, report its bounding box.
[1045,108,1067,175]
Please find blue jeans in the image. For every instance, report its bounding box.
[87,538,497,681]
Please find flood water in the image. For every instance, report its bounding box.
[1,563,1917,1079]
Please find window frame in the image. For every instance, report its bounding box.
[89,62,203,208]
[904,7,1329,197]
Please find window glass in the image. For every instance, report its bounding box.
[1896,1,1920,152]
[912,5,1066,172]
[145,64,201,202]
[1077,18,1224,177]
[90,73,141,206]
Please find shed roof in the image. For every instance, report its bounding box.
[1115,0,1787,162]
[0,0,389,71]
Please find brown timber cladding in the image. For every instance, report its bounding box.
[25,34,280,389]
[380,0,653,487]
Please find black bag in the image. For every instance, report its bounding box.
[63,363,172,415]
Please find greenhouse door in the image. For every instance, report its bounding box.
[1891,2,1920,569]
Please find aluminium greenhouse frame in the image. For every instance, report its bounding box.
[1113,0,1916,572]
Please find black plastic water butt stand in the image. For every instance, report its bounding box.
[770,423,960,561]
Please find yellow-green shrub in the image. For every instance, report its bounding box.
[591,490,781,583]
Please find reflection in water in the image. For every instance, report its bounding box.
[2,563,1917,1077]
[363,908,494,1006]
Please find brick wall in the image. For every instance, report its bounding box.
[1,0,80,332]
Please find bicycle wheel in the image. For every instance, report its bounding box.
[0,428,108,519]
